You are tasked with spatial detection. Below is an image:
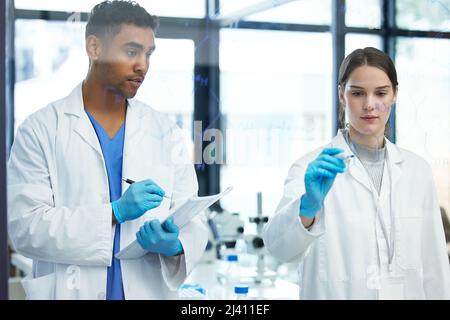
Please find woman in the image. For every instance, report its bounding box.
[263,47,450,299]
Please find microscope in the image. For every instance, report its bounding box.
[205,194,276,285]
[203,202,246,262]
[243,192,277,284]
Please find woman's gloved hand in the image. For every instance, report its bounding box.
[300,148,346,218]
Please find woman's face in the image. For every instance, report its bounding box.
[340,65,397,139]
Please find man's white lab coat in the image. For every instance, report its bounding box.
[8,83,208,299]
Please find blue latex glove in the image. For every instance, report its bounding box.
[136,218,183,257]
[300,148,346,218]
[112,179,165,224]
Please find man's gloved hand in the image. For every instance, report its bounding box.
[300,148,345,218]
[112,179,165,224]
[136,218,183,257]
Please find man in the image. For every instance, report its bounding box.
[7,0,208,300]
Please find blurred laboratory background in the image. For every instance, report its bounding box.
[0,0,449,300]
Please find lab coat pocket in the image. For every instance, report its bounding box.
[397,217,423,269]
[21,273,56,300]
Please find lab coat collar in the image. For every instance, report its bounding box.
[63,82,141,117]
[331,130,403,192]
[63,82,85,118]
[123,100,143,157]
[62,82,143,157]
[63,82,102,157]
[384,137,403,191]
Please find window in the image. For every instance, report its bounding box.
[15,0,102,12]
[135,39,195,138]
[14,19,195,137]
[345,33,383,55]
[15,0,206,18]
[243,0,331,25]
[396,37,450,215]
[218,0,265,16]
[220,29,332,225]
[345,0,382,29]
[15,19,88,131]
[396,0,450,31]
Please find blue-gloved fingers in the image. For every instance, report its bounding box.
[170,239,183,256]
[141,179,155,185]
[314,160,345,174]
[321,147,344,156]
[145,184,165,197]
[321,154,345,168]
[136,229,144,247]
[148,202,163,210]
[143,220,154,235]
[139,223,149,237]
[314,168,337,179]
[149,219,164,236]
[132,180,153,189]
[146,194,164,202]
[163,218,179,234]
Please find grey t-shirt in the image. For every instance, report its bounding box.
[343,130,386,194]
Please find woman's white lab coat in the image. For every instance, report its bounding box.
[7,83,208,300]
[263,130,450,299]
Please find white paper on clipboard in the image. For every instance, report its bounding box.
[115,186,233,260]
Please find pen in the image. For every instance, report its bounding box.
[334,154,355,169]
[122,178,171,199]
[334,154,355,161]
[122,178,137,185]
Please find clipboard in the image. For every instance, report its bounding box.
[115,186,233,260]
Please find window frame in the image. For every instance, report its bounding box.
[7,0,450,206]
[2,2,450,298]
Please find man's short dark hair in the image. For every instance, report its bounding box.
[85,1,159,39]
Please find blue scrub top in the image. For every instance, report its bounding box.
[86,111,126,300]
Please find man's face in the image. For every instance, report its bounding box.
[96,24,156,99]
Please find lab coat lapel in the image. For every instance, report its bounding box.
[379,161,390,203]
[332,130,373,192]
[385,138,403,190]
[63,83,103,157]
[348,160,373,193]
[123,100,143,158]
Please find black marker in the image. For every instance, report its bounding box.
[122,178,136,185]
